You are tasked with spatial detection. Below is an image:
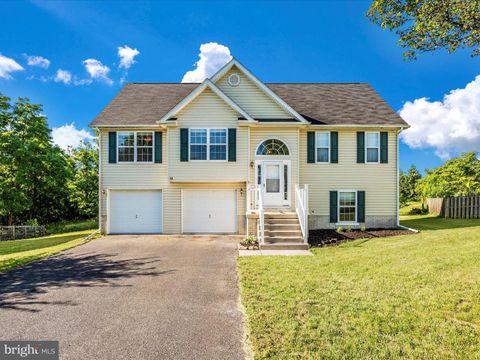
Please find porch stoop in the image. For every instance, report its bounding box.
[260,211,309,250]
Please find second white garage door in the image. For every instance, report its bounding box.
[183,189,237,233]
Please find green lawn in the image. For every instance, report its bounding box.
[46,218,98,234]
[238,216,480,359]
[0,230,97,272]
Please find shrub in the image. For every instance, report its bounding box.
[408,207,429,215]
[360,226,366,232]
[337,226,344,233]
[25,219,39,226]
[346,225,352,232]
[240,235,258,247]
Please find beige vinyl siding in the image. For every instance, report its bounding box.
[99,129,169,218]
[168,88,248,182]
[299,129,398,216]
[249,127,299,204]
[99,128,247,234]
[216,65,291,119]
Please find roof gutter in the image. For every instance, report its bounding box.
[90,124,162,129]
[308,124,408,128]
[396,126,406,228]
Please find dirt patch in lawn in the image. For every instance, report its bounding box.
[309,228,416,247]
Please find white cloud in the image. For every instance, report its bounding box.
[73,77,92,86]
[27,75,49,83]
[83,58,112,84]
[0,54,24,79]
[54,69,72,84]
[118,45,140,69]
[400,75,480,160]
[181,42,232,83]
[51,123,93,150]
[26,55,50,69]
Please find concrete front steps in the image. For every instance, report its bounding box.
[260,211,309,250]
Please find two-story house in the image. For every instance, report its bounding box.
[90,59,408,249]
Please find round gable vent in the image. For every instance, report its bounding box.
[228,73,241,87]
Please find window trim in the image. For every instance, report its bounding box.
[337,190,358,225]
[117,131,155,164]
[315,131,331,164]
[188,128,228,162]
[255,138,291,157]
[365,131,380,164]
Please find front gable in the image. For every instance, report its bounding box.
[175,87,240,127]
[216,65,292,119]
[158,80,255,124]
[212,59,308,123]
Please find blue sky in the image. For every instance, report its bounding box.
[1,0,479,172]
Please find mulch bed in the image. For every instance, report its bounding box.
[309,228,416,247]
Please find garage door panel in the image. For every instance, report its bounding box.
[109,190,163,234]
[183,190,236,233]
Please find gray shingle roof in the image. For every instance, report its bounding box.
[90,82,408,127]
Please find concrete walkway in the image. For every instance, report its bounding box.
[238,249,313,256]
[0,235,245,360]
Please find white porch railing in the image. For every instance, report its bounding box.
[295,184,309,243]
[247,185,265,244]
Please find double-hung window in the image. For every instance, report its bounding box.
[338,191,356,223]
[316,132,330,163]
[118,131,153,163]
[189,129,208,160]
[366,132,380,163]
[209,129,227,160]
[189,128,227,161]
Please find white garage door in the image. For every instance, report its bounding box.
[183,189,237,233]
[109,190,163,234]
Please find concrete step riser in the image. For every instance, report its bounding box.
[265,237,304,243]
[265,231,302,237]
[265,215,298,219]
[265,219,299,224]
[265,226,301,231]
[265,239,304,244]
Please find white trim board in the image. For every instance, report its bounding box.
[210,58,309,124]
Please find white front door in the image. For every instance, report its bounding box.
[257,160,290,207]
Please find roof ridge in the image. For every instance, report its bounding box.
[126,82,369,85]
[129,82,198,84]
[266,82,368,85]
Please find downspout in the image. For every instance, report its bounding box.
[396,128,402,227]
[97,129,102,233]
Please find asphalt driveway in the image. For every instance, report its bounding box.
[0,235,245,360]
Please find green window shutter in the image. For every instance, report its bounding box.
[357,132,365,163]
[228,128,236,162]
[154,132,162,163]
[329,191,338,223]
[108,132,116,164]
[180,128,189,162]
[380,132,388,163]
[330,131,338,163]
[357,191,365,223]
[307,131,315,163]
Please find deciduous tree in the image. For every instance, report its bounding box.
[367,0,480,59]
[417,152,480,199]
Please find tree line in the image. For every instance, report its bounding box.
[0,94,98,226]
[400,152,480,207]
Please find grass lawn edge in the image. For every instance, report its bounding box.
[0,229,101,272]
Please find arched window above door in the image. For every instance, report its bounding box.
[256,139,290,156]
